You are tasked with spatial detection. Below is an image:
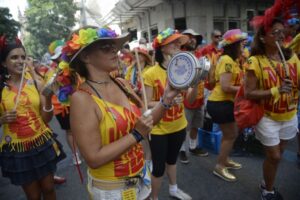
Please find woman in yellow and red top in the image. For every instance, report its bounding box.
[207,29,246,182]
[244,17,300,199]
[65,26,180,200]
[0,38,65,199]
[143,28,192,200]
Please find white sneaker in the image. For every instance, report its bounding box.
[72,153,82,165]
[169,188,192,200]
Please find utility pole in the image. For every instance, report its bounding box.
[81,0,87,26]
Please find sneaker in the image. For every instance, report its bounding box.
[179,151,189,164]
[225,159,242,169]
[213,166,237,182]
[72,153,82,165]
[189,147,208,157]
[261,189,283,200]
[169,188,192,200]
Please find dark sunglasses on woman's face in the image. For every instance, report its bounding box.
[214,35,222,39]
[271,29,285,37]
[98,43,117,53]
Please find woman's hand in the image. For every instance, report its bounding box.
[134,114,153,138]
[279,79,293,94]
[163,82,181,103]
[0,111,17,124]
[172,94,183,105]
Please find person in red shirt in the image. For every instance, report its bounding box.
[178,29,208,164]
[196,30,223,90]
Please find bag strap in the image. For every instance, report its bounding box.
[257,57,265,89]
[113,77,144,108]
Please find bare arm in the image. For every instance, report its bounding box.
[220,73,240,94]
[244,70,272,100]
[70,91,152,169]
[145,85,159,109]
[35,79,53,123]
[185,86,198,104]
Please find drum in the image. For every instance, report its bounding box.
[167,52,211,90]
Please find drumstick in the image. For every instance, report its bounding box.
[134,49,148,110]
[275,41,290,78]
[13,63,26,111]
[134,49,152,140]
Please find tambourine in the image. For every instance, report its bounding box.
[167,52,211,90]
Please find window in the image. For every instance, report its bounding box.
[213,20,225,34]
[151,28,158,39]
[174,17,186,32]
[246,9,255,33]
[228,21,239,29]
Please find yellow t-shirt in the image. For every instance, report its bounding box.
[208,55,242,102]
[143,64,187,135]
[246,54,300,121]
[0,74,52,152]
[125,64,151,89]
[87,94,144,180]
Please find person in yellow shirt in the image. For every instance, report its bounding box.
[125,47,153,96]
[144,28,192,200]
[0,37,65,199]
[63,26,181,200]
[244,18,300,200]
[207,29,246,182]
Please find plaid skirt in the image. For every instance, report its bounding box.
[0,133,66,186]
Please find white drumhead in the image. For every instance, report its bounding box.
[167,52,198,89]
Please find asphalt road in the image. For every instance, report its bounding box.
[0,118,299,200]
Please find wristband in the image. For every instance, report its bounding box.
[270,87,280,103]
[160,97,172,109]
[43,105,54,112]
[131,129,144,143]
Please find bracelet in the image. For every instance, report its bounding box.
[131,129,144,143]
[159,97,172,109]
[43,105,54,112]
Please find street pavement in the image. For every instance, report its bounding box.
[0,118,299,200]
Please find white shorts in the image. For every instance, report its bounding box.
[255,115,298,147]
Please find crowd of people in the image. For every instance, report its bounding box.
[0,1,300,200]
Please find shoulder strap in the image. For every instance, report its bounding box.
[113,77,144,108]
[257,57,265,89]
[85,81,103,99]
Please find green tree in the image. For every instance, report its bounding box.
[25,0,77,58]
[0,7,21,40]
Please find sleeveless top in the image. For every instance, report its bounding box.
[81,89,144,181]
[0,74,52,152]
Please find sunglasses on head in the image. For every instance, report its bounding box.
[214,35,222,38]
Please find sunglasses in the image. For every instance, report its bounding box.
[214,35,222,39]
[98,43,117,53]
[271,29,285,37]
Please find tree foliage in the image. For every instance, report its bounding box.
[0,7,21,40]
[25,0,77,58]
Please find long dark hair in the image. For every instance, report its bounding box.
[154,47,165,68]
[222,41,242,61]
[0,39,25,101]
[251,18,292,60]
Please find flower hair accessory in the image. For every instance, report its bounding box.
[250,0,300,32]
[62,27,119,61]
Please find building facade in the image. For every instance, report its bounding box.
[99,0,274,43]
